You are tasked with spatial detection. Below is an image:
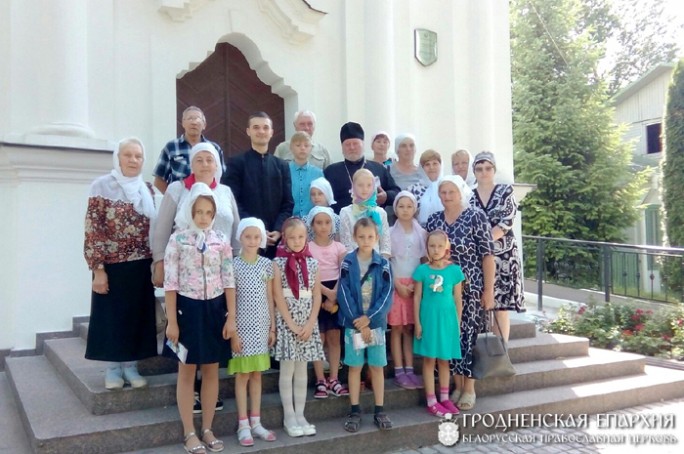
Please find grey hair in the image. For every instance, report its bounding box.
[183,106,206,123]
[293,110,317,124]
[118,137,145,156]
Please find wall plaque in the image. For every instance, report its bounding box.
[414,28,438,67]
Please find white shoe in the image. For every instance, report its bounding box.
[105,365,124,390]
[122,363,147,388]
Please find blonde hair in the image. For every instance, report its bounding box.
[281,216,307,238]
[426,229,451,263]
[290,131,312,145]
[451,149,470,164]
[352,168,374,183]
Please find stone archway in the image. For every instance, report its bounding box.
[176,42,285,158]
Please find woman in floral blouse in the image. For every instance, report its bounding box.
[84,137,157,390]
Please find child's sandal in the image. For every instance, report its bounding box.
[183,432,207,454]
[314,380,328,399]
[251,423,276,442]
[344,412,362,433]
[328,379,349,397]
[236,425,254,447]
[200,429,224,453]
[373,412,393,430]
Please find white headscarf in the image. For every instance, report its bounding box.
[438,175,473,208]
[453,149,477,188]
[394,133,416,158]
[189,142,222,183]
[236,217,267,249]
[110,138,156,219]
[179,182,216,252]
[310,177,336,206]
[306,206,336,233]
[390,190,427,258]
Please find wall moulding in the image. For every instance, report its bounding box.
[0,141,112,184]
[158,0,214,22]
[257,0,326,44]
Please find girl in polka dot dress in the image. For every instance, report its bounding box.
[227,218,277,447]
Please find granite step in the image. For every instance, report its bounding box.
[9,353,683,454]
[42,331,582,416]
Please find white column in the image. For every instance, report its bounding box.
[10,0,94,138]
[363,0,396,139]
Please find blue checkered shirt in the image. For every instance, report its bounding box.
[152,134,226,184]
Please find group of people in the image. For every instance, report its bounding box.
[83,106,524,453]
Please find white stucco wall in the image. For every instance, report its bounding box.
[0,0,514,352]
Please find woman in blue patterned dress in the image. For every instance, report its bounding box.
[471,151,525,343]
[425,175,495,411]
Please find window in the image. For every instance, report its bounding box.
[646,123,662,154]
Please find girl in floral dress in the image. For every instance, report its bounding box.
[163,183,235,453]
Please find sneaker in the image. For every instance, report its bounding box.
[104,365,124,390]
[193,393,223,413]
[122,363,147,388]
[327,378,349,397]
[440,399,460,415]
[427,401,449,417]
[314,380,328,399]
[406,372,424,389]
[393,373,416,390]
[193,392,202,414]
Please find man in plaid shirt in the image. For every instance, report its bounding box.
[152,106,226,194]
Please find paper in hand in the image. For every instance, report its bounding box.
[166,339,188,363]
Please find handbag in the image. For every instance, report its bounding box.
[472,311,516,379]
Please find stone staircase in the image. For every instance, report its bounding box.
[6,317,684,453]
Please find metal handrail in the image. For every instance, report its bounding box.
[523,235,684,310]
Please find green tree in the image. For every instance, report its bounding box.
[661,58,684,293]
[511,0,648,282]
[605,0,681,95]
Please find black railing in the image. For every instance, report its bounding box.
[523,235,684,310]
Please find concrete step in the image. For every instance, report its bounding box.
[27,364,682,454]
[78,317,538,343]
[42,331,580,416]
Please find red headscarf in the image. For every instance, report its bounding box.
[276,218,313,299]
[183,173,217,190]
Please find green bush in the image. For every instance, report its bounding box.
[543,302,684,359]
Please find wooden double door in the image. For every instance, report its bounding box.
[176,43,285,159]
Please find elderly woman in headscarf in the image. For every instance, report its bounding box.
[84,137,157,390]
[389,134,430,190]
[152,142,240,287]
[408,149,445,226]
[451,149,477,188]
[425,175,495,411]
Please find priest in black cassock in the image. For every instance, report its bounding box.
[222,111,293,258]
[324,122,401,214]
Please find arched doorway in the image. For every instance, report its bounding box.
[176,43,285,159]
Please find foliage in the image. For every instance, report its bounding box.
[603,0,681,95]
[661,59,684,294]
[544,302,684,358]
[510,0,648,276]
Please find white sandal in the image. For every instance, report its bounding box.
[251,422,276,441]
[236,425,254,447]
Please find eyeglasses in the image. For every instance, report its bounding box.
[474,165,495,172]
[184,116,204,122]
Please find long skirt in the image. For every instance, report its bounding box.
[85,258,157,362]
